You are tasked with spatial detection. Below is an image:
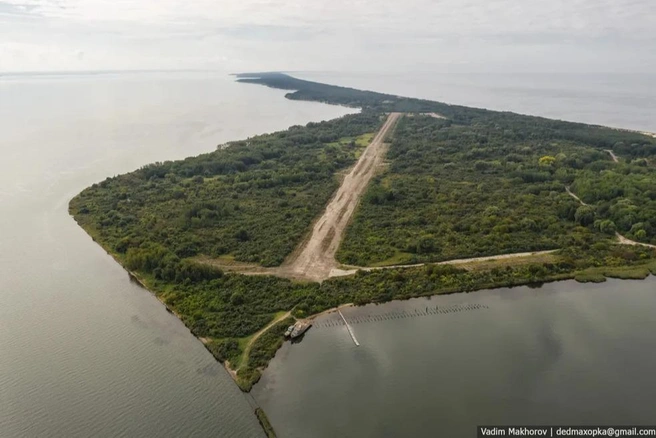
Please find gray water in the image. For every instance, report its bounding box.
[2,70,655,438]
[250,72,656,437]
[253,278,656,437]
[0,71,354,438]
[300,72,656,133]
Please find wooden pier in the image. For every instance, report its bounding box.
[338,309,360,346]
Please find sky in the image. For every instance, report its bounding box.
[1,0,655,73]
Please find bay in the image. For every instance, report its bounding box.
[253,278,656,437]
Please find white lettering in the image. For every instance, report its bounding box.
[482,427,506,436]
[509,428,549,436]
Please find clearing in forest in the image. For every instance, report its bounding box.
[276,112,402,281]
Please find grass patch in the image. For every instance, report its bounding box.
[369,251,414,267]
[603,266,651,280]
[648,261,656,275]
[355,132,375,146]
[574,264,654,282]
[227,336,252,369]
[236,317,294,391]
[574,272,607,283]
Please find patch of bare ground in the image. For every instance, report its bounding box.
[406,112,447,119]
[616,232,656,249]
[272,112,402,281]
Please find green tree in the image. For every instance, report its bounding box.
[575,206,595,226]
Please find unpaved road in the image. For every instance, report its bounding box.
[329,250,557,277]
[278,112,402,281]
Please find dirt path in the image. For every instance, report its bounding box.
[566,187,656,249]
[275,112,402,281]
[604,149,619,162]
[566,186,589,206]
[616,232,656,249]
[329,250,557,277]
[236,311,292,371]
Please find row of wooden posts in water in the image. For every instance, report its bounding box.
[314,303,489,329]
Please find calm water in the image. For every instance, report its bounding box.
[253,278,656,437]
[0,71,354,438]
[251,72,656,437]
[2,70,655,438]
[300,72,656,132]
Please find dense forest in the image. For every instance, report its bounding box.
[71,73,656,390]
[71,111,382,268]
[338,114,656,266]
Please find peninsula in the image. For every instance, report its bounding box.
[70,72,656,407]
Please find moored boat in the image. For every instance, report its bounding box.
[288,320,312,339]
[284,324,295,337]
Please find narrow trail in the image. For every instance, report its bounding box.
[616,232,656,249]
[566,186,589,206]
[566,187,656,249]
[276,112,402,282]
[236,311,291,371]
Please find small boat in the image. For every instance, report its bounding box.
[284,325,295,337]
[288,320,312,339]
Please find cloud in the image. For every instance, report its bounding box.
[1,0,655,72]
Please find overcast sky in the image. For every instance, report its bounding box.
[1,0,655,73]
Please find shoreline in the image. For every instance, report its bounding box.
[71,168,656,438]
[67,73,656,438]
[108,233,656,378]
[71,105,656,367]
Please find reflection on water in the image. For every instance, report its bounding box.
[254,278,656,437]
